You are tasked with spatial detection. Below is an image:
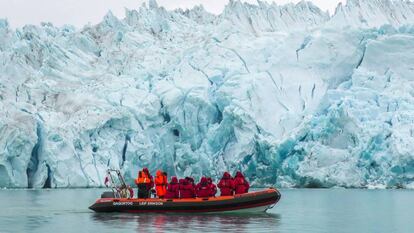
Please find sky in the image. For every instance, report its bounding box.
[0,0,345,28]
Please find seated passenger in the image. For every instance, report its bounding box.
[135,168,153,198]
[179,178,195,198]
[127,185,134,198]
[185,177,196,189]
[165,176,180,199]
[196,177,212,198]
[217,172,234,196]
[155,170,168,198]
[234,171,250,194]
[207,177,217,197]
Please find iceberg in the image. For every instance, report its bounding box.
[1,0,414,188]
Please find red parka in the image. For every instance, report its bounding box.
[233,171,250,194]
[207,177,217,197]
[185,177,196,188]
[165,176,180,199]
[128,186,134,198]
[196,177,212,198]
[143,167,154,190]
[155,170,168,198]
[179,179,195,198]
[217,172,235,196]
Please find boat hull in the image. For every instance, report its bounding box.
[89,188,281,213]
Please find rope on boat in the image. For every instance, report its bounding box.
[267,202,277,210]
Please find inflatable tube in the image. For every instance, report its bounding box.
[89,188,281,213]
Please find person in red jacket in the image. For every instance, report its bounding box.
[233,171,250,194]
[165,176,180,199]
[143,167,154,190]
[217,172,235,196]
[135,167,154,198]
[155,170,168,198]
[185,177,196,188]
[179,178,195,198]
[196,177,212,198]
[207,177,217,197]
[127,185,134,198]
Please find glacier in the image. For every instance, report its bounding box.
[1,0,414,188]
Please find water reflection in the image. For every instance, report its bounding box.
[92,212,281,233]
[3,189,414,233]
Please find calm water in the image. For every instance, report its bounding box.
[0,188,413,233]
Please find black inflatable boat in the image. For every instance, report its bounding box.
[89,188,281,213]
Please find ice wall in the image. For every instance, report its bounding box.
[1,0,414,188]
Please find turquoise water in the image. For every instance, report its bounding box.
[0,189,413,233]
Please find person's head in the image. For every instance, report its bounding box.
[185,177,194,183]
[156,170,162,176]
[235,171,244,178]
[200,177,208,184]
[163,172,167,176]
[207,177,213,184]
[179,179,186,185]
[223,172,231,179]
[143,167,150,174]
[171,176,178,183]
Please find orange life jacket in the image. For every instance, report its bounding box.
[155,170,167,197]
[135,171,151,185]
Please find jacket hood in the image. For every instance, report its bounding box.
[223,172,231,179]
[171,176,178,183]
[143,167,150,174]
[200,177,208,184]
[185,177,194,183]
[235,171,244,178]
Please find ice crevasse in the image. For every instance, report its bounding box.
[1,0,414,188]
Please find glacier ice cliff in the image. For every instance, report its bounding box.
[1,0,414,188]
